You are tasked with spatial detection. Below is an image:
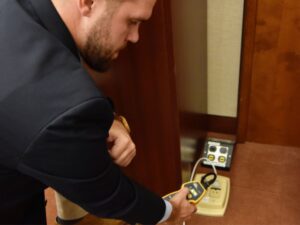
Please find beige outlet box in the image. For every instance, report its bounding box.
[194,173,230,217]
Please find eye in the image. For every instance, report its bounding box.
[128,19,141,26]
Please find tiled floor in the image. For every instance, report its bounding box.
[46,142,300,225]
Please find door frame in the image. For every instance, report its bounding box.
[237,0,258,143]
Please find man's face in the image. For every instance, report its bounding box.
[80,0,156,72]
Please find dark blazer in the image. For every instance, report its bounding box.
[0,0,165,224]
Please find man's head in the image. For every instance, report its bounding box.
[52,0,157,72]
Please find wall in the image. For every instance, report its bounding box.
[171,0,244,117]
[207,0,244,117]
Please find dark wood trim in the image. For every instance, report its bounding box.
[237,0,258,143]
[180,112,237,136]
[179,111,207,133]
[206,115,237,135]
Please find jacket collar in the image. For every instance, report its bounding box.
[29,0,80,60]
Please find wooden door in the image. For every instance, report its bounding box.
[238,0,300,147]
[89,0,181,195]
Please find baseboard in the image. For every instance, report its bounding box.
[180,111,237,135]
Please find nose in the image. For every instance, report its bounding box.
[127,26,140,43]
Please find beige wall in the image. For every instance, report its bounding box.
[207,0,244,117]
[172,0,244,117]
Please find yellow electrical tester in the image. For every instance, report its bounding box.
[163,181,206,204]
[163,172,217,204]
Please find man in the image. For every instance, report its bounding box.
[0,0,196,224]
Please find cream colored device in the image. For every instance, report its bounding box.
[194,173,230,217]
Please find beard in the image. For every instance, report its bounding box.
[80,16,115,72]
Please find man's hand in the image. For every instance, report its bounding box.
[159,188,197,224]
[107,119,136,167]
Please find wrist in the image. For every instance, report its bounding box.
[158,200,173,223]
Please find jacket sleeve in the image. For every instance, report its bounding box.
[17,97,165,224]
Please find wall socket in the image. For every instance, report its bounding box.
[209,186,222,198]
[202,138,235,169]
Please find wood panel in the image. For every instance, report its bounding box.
[240,0,300,147]
[237,0,258,143]
[180,112,237,136]
[89,0,181,195]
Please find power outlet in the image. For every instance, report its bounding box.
[202,138,235,169]
[209,187,222,198]
[208,179,222,198]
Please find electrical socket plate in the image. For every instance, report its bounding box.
[194,173,230,217]
[202,138,235,169]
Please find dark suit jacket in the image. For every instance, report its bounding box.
[0,0,165,224]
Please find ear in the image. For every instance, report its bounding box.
[77,0,95,16]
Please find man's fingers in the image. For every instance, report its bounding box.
[168,187,197,222]
[108,138,132,158]
[114,151,136,167]
[114,146,136,167]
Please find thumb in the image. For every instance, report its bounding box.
[179,187,190,196]
[172,187,189,201]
